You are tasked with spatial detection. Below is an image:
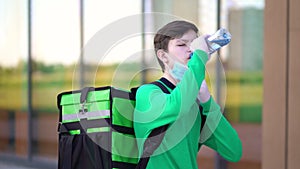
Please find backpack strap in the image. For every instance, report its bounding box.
[135,81,170,169]
[80,87,95,103]
[150,81,170,94]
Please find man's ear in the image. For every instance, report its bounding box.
[157,49,168,63]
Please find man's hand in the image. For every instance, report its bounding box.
[190,35,211,60]
[197,80,211,103]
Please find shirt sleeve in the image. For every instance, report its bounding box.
[134,50,208,136]
[199,97,243,162]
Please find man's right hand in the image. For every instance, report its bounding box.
[190,35,211,61]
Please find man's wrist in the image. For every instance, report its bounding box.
[199,93,211,103]
[200,96,212,113]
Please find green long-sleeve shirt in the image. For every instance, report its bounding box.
[134,50,242,169]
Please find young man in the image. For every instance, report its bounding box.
[134,20,242,169]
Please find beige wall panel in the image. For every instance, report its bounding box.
[288,18,300,169]
[263,0,288,169]
[290,0,300,30]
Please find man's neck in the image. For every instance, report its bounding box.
[162,72,178,86]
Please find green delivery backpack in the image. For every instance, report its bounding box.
[57,82,170,169]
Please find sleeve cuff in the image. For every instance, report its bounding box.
[193,49,208,64]
[200,96,212,114]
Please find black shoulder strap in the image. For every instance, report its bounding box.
[150,81,170,94]
[135,81,170,169]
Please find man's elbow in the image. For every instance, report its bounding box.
[224,140,243,162]
[228,149,242,162]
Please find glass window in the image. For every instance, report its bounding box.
[31,0,80,159]
[30,0,141,160]
[0,0,28,156]
[197,1,264,169]
[84,0,142,89]
[225,2,263,169]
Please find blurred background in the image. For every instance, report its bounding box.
[0,0,299,169]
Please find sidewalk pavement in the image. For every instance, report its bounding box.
[0,158,55,169]
[0,161,38,169]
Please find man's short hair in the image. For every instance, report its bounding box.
[154,20,198,72]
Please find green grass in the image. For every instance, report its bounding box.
[0,65,263,123]
[224,71,263,123]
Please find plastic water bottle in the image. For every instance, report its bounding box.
[206,28,231,54]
